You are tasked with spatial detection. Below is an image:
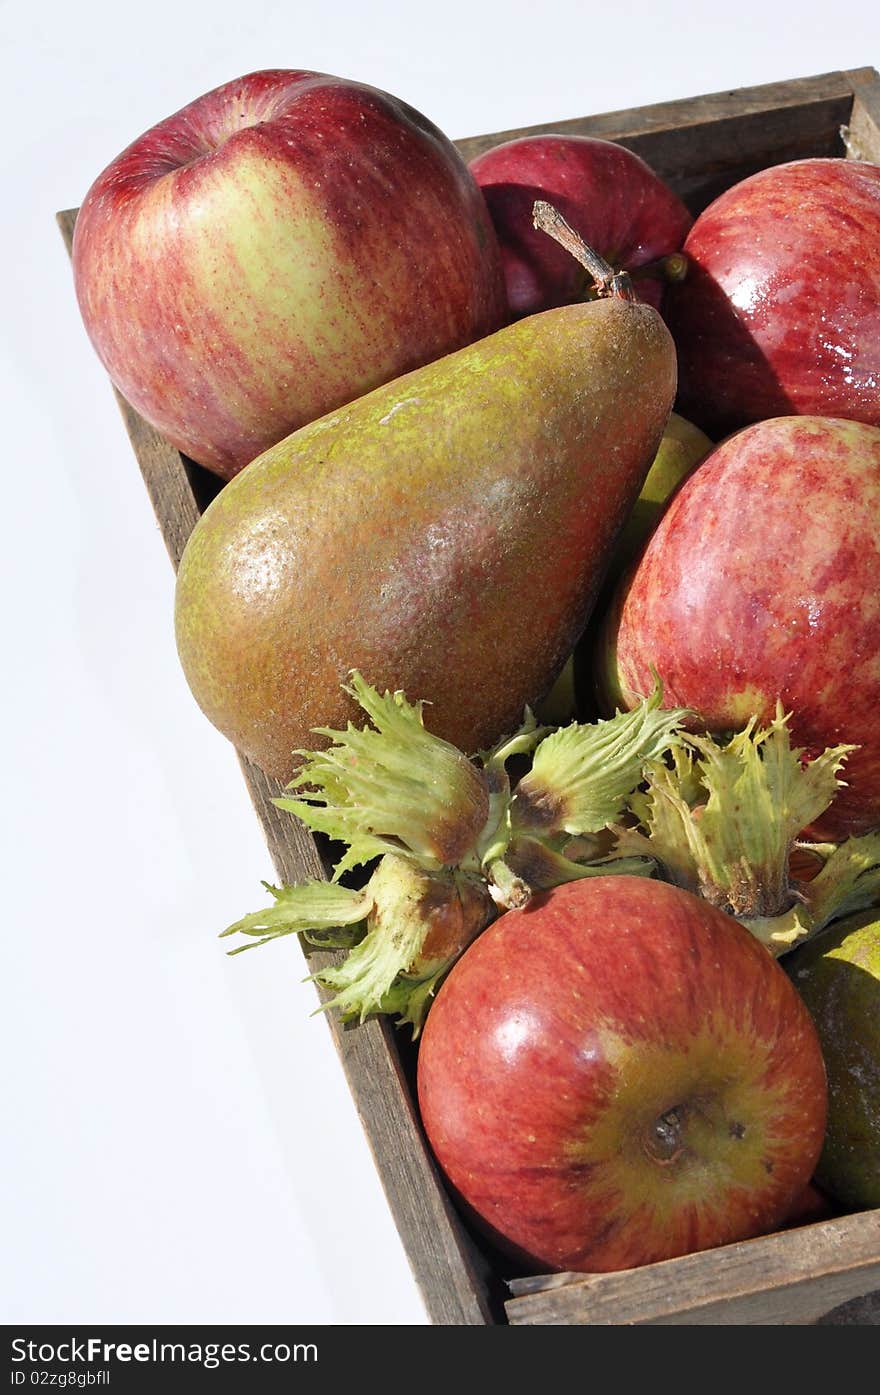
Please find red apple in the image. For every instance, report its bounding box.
[468,134,692,319]
[72,69,507,479]
[664,158,880,437]
[417,876,826,1274]
[597,415,880,838]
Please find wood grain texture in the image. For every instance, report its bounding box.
[59,68,880,1326]
[456,70,858,213]
[844,67,880,161]
[505,1210,880,1325]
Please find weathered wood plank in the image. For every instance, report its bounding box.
[844,67,880,162]
[59,206,498,1325]
[456,71,857,213]
[505,1210,880,1325]
[456,69,856,158]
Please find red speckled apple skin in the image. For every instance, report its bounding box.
[417,876,827,1275]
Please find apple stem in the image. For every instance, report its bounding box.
[532,201,637,302]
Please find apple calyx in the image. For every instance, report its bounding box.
[614,704,861,954]
[532,201,637,302]
[644,1107,686,1165]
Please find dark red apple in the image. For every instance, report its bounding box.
[417,876,826,1274]
[72,69,506,479]
[598,415,880,837]
[664,157,880,437]
[468,134,692,319]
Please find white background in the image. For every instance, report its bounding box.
[3,0,879,1327]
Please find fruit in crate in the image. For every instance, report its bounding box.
[598,415,880,837]
[174,213,677,783]
[610,411,712,578]
[469,133,692,318]
[664,158,880,437]
[785,910,880,1210]
[417,876,827,1274]
[71,69,507,480]
[219,673,688,1032]
[609,705,880,956]
[537,411,712,725]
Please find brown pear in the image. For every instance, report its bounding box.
[174,259,676,782]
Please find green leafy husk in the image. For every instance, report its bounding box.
[472,708,551,870]
[615,704,862,954]
[502,836,656,891]
[222,674,693,1029]
[275,670,490,877]
[220,881,371,955]
[311,856,495,1035]
[221,854,495,1034]
[510,676,690,838]
[484,677,688,903]
[800,830,880,934]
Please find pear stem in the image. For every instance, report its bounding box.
[532,200,637,302]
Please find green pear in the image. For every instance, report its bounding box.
[613,411,713,575]
[174,292,676,782]
[785,911,880,1209]
[542,411,712,725]
[532,653,579,726]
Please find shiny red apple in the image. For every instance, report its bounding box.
[665,157,880,437]
[72,69,506,479]
[469,134,692,319]
[598,415,880,837]
[417,876,827,1274]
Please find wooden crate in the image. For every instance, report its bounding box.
[59,67,880,1326]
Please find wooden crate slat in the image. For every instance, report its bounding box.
[505,1210,880,1325]
[230,753,504,1324]
[456,69,856,156]
[455,70,857,212]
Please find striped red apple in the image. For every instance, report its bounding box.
[72,69,506,479]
